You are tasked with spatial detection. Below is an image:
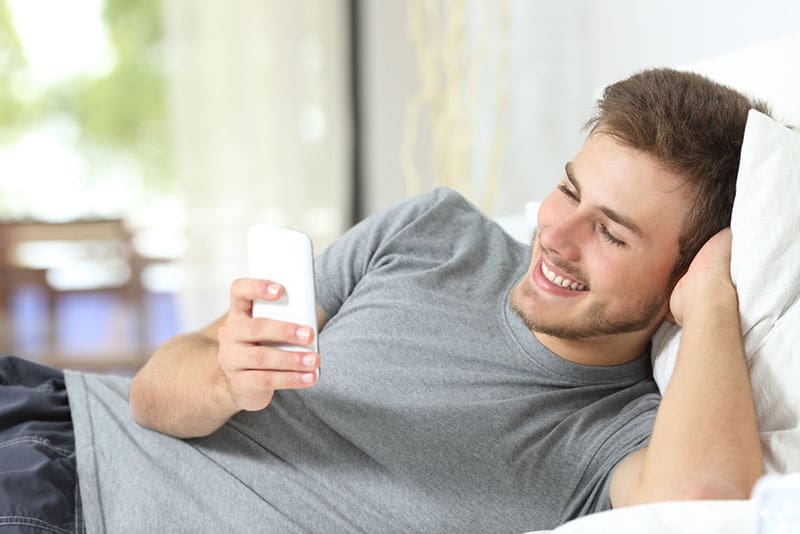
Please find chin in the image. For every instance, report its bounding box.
[510,275,550,329]
[511,268,667,340]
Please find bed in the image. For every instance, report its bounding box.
[502,32,800,534]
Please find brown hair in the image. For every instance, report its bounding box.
[585,68,770,276]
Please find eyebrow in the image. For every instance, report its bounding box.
[564,162,644,238]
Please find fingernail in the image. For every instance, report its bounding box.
[300,373,315,383]
[296,327,311,342]
[266,283,280,297]
[302,354,315,368]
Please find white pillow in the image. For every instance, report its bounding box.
[496,201,540,243]
[652,110,800,473]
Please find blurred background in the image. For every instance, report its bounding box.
[0,0,798,373]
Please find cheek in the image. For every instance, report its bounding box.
[594,253,674,296]
[586,250,626,289]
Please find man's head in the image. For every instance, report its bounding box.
[585,68,770,276]
[512,68,768,364]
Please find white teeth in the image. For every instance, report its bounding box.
[541,261,554,281]
[540,261,586,291]
[542,261,555,282]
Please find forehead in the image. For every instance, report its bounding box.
[571,133,690,241]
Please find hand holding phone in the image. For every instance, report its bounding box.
[247,224,318,353]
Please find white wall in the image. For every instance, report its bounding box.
[362,0,800,218]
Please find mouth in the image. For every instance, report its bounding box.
[540,260,588,291]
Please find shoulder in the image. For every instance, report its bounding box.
[403,187,502,231]
[346,187,529,264]
[394,186,476,218]
[365,187,489,242]
[393,188,531,262]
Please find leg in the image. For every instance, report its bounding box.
[0,356,84,533]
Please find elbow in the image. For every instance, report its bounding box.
[128,374,156,430]
[679,482,748,502]
[675,471,764,502]
[631,470,765,505]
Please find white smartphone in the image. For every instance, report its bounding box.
[247,224,318,353]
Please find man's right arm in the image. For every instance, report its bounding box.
[129,278,326,438]
[610,229,762,506]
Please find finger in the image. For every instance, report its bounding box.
[218,317,315,346]
[223,346,320,373]
[229,368,318,396]
[228,278,284,319]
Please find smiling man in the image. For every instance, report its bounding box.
[512,136,689,355]
[511,70,768,507]
[1,68,769,533]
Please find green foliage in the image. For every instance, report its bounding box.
[0,0,37,133]
[76,0,165,146]
[0,0,169,189]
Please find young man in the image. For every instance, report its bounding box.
[2,68,767,532]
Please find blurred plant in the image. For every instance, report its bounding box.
[0,0,37,136]
[0,0,168,190]
[73,0,167,187]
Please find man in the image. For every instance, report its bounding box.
[2,68,767,533]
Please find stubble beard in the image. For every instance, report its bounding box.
[510,278,667,341]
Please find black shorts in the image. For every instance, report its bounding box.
[0,356,84,533]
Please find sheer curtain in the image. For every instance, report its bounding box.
[162,0,351,329]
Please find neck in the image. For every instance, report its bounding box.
[534,328,656,367]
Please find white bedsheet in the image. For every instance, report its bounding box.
[524,499,752,534]
[526,474,800,533]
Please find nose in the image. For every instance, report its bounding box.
[539,212,583,262]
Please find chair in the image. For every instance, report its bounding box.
[0,218,150,371]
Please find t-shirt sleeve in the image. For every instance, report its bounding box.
[565,389,660,520]
[314,187,458,321]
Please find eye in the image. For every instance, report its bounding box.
[557,182,578,202]
[598,223,626,247]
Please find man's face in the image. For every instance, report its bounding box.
[511,132,690,345]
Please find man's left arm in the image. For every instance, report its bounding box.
[610,228,763,507]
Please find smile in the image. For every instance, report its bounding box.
[541,261,587,291]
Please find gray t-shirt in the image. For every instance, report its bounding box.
[66,187,659,533]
